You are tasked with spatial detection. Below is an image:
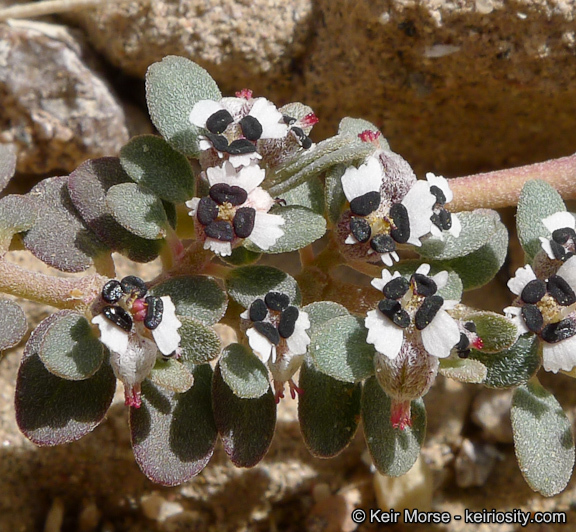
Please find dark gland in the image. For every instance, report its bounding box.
[291,127,312,149]
[350,191,380,217]
[226,139,257,155]
[205,133,229,152]
[204,220,234,241]
[350,217,371,243]
[464,321,477,333]
[121,276,147,298]
[414,295,443,330]
[429,185,446,205]
[209,183,248,206]
[233,207,256,238]
[383,276,410,300]
[378,299,410,328]
[239,116,263,141]
[552,227,576,245]
[412,273,437,297]
[197,197,219,225]
[206,109,234,134]
[389,203,410,244]
[278,306,299,338]
[547,275,576,306]
[102,279,123,304]
[371,234,396,253]
[455,332,471,358]
[265,292,290,311]
[249,299,268,322]
[103,305,133,332]
[541,319,576,343]
[521,279,546,304]
[550,240,573,261]
[254,321,280,345]
[521,304,544,333]
[144,296,164,330]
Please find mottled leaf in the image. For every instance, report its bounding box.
[149,358,194,393]
[179,316,221,364]
[219,343,270,399]
[512,379,575,496]
[131,365,217,486]
[120,135,195,203]
[279,176,325,214]
[325,164,346,226]
[465,311,518,353]
[0,299,27,351]
[362,377,426,477]
[212,364,276,467]
[0,143,16,192]
[302,301,350,332]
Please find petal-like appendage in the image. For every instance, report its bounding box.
[420,309,460,358]
[246,327,276,363]
[341,157,383,202]
[248,212,285,250]
[189,100,225,128]
[92,314,130,355]
[542,334,576,373]
[365,309,404,359]
[507,265,537,296]
[401,181,435,246]
[151,297,182,355]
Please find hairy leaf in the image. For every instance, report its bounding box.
[362,377,426,477]
[324,164,346,226]
[178,316,221,364]
[0,143,16,192]
[131,365,217,486]
[465,311,518,353]
[219,343,270,399]
[149,358,194,393]
[302,301,350,332]
[278,176,325,214]
[0,299,27,351]
[439,357,487,383]
[146,56,221,157]
[0,194,36,255]
[512,379,575,496]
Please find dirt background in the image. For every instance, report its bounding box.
[1,0,576,531]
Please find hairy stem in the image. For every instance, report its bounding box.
[0,259,106,309]
[449,153,576,212]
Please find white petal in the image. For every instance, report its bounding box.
[341,157,383,202]
[235,163,266,192]
[229,152,262,168]
[431,270,449,290]
[189,100,224,128]
[92,314,129,355]
[248,212,284,250]
[430,224,443,238]
[371,269,398,291]
[420,309,460,358]
[365,309,404,359]
[246,186,274,212]
[249,98,288,139]
[507,265,537,296]
[206,161,266,191]
[542,335,576,373]
[152,297,182,355]
[345,234,358,245]
[558,256,576,292]
[402,181,435,245]
[503,306,529,335]
[220,96,247,119]
[539,236,556,260]
[204,238,232,256]
[382,253,394,267]
[206,161,235,187]
[442,299,459,310]
[246,327,275,363]
[449,213,462,238]
[198,138,213,151]
[542,211,576,233]
[286,325,311,356]
[425,172,453,202]
[240,309,250,320]
[186,197,200,217]
[415,263,431,276]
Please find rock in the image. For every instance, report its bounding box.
[140,492,184,522]
[454,438,503,488]
[78,499,101,532]
[0,20,146,175]
[44,497,65,532]
[70,0,576,177]
[471,388,514,443]
[306,488,360,532]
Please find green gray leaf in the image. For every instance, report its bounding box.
[338,118,388,149]
[512,379,575,496]
[120,135,196,203]
[439,357,487,383]
[278,176,325,214]
[465,311,518,353]
[212,364,276,467]
[149,358,194,393]
[245,205,326,254]
[39,310,104,381]
[324,164,346,226]
[302,301,350,332]
[469,334,540,389]
[0,143,16,192]
[220,246,261,266]
[298,355,361,458]
[150,276,228,325]
[309,314,375,383]
[362,377,426,477]
[131,365,217,486]
[517,180,567,262]
[219,343,270,399]
[226,265,301,309]
[145,56,221,157]
[0,299,27,351]
[178,316,221,364]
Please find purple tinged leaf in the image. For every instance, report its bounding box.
[0,299,27,350]
[0,143,17,192]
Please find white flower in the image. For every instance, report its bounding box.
[365,264,460,360]
[241,293,311,401]
[504,257,576,373]
[189,95,288,168]
[425,173,462,239]
[185,161,284,256]
[539,211,576,261]
[341,156,435,266]
[92,295,182,408]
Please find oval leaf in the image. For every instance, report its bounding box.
[220,246,261,266]
[245,205,326,254]
[302,301,350,331]
[466,311,518,353]
[0,143,16,192]
[145,56,221,157]
[439,357,487,384]
[309,314,375,383]
[179,316,221,364]
[362,377,426,477]
[226,265,301,309]
[15,314,116,446]
[131,365,217,486]
[120,135,196,203]
[279,177,325,215]
[212,364,276,467]
[0,194,37,255]
[298,355,361,458]
[219,343,270,399]
[149,358,194,393]
[338,118,387,146]
[512,379,575,496]
[469,334,541,389]
[0,299,27,350]
[68,157,161,262]
[39,310,104,381]
[150,276,227,325]
[325,164,346,226]
[23,176,109,272]
[517,180,567,262]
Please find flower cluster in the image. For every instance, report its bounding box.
[241,292,311,402]
[92,276,182,408]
